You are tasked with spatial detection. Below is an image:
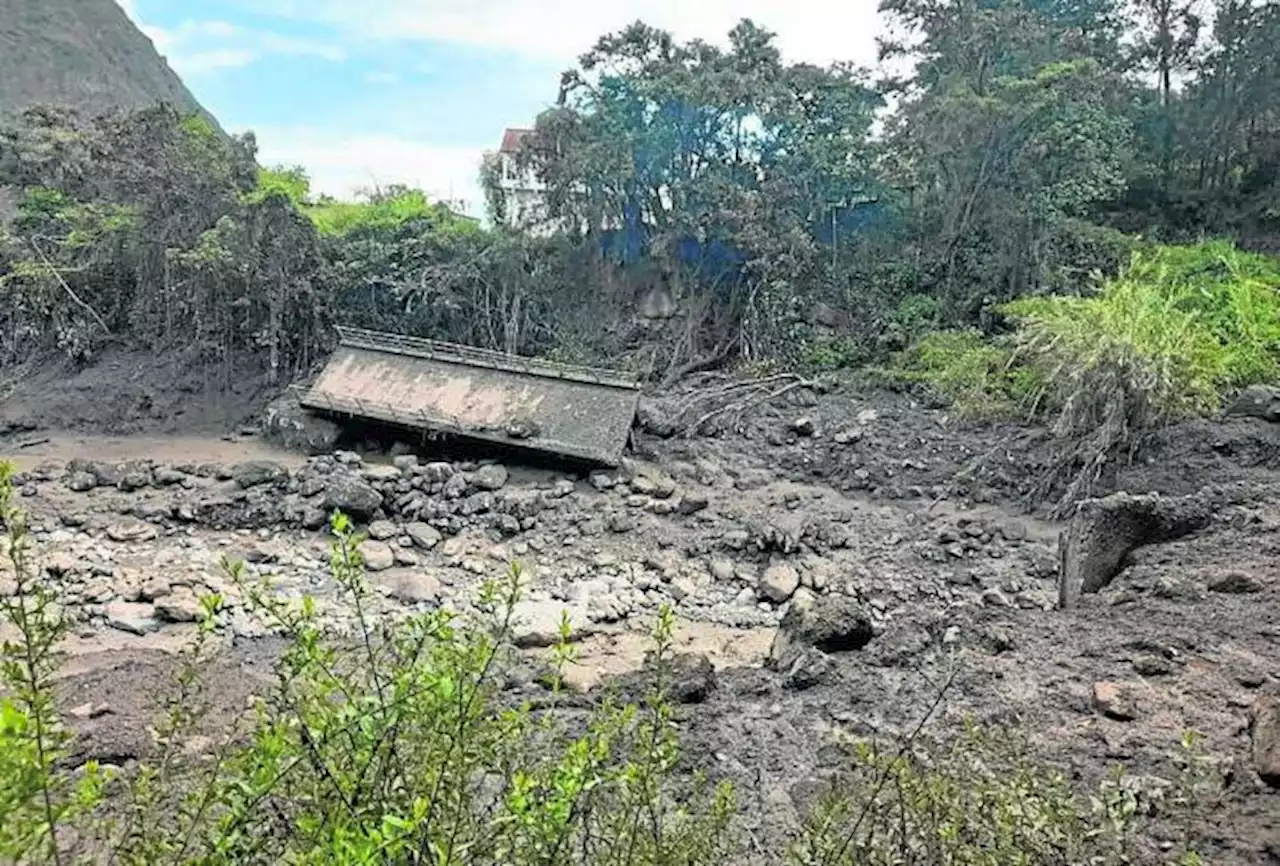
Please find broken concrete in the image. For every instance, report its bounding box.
[1057,492,1212,608]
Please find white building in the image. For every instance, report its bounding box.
[485,127,557,234]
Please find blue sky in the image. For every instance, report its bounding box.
[115,1,883,217]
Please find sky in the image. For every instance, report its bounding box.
[114,1,885,217]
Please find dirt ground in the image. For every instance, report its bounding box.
[2,372,1279,863]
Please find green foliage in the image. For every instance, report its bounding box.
[247,165,311,205]
[0,462,108,860]
[1006,241,1280,426]
[895,330,1037,420]
[306,187,478,238]
[794,722,1155,866]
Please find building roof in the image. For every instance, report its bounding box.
[499,127,534,153]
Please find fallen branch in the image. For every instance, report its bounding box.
[27,238,112,335]
[673,373,813,437]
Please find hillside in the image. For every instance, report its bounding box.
[0,0,205,119]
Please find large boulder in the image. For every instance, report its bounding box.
[323,474,383,521]
[232,461,287,489]
[1225,385,1280,422]
[1058,492,1212,608]
[260,393,341,455]
[769,592,874,672]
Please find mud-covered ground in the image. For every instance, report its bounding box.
[2,376,1279,863]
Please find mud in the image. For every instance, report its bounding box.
[3,375,1279,863]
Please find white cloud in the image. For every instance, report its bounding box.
[253,128,486,215]
[251,0,885,68]
[178,48,259,75]
[113,2,346,77]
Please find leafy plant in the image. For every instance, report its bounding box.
[894,329,1038,419]
[1005,240,1280,507]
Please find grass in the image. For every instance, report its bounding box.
[896,240,1280,508]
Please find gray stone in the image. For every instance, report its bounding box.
[510,600,590,648]
[1225,385,1280,422]
[232,461,288,489]
[367,520,398,541]
[105,519,158,543]
[323,475,383,520]
[473,464,509,491]
[769,593,874,672]
[362,541,396,572]
[1209,571,1264,594]
[260,393,341,454]
[759,562,801,604]
[105,601,162,635]
[1058,492,1211,608]
[155,589,204,623]
[405,522,442,550]
[709,558,736,581]
[375,568,441,604]
[790,416,816,437]
[66,471,97,492]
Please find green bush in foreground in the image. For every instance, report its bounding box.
[0,462,1210,865]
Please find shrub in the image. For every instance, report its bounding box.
[894,329,1038,419]
[1005,240,1280,505]
[795,722,1144,866]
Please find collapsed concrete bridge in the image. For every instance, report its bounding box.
[302,327,641,466]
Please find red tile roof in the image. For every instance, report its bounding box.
[499,127,534,153]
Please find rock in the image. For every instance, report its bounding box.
[375,568,441,604]
[363,465,402,483]
[677,493,710,515]
[232,461,287,489]
[105,601,162,636]
[1093,681,1139,721]
[769,593,874,671]
[709,558,736,581]
[66,471,97,492]
[105,519,158,543]
[1251,696,1280,787]
[790,416,816,437]
[473,464,509,491]
[152,467,188,486]
[665,653,716,704]
[367,520,398,541]
[405,522,442,550]
[1209,571,1264,594]
[759,563,801,604]
[511,600,589,648]
[323,475,383,520]
[361,541,396,572]
[260,393,342,455]
[1058,492,1212,608]
[1225,385,1280,422]
[155,589,203,623]
[636,397,677,438]
[118,469,151,492]
[43,551,79,577]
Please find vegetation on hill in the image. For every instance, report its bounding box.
[0,0,1277,491]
